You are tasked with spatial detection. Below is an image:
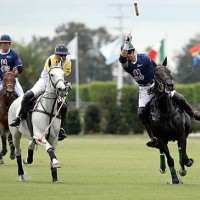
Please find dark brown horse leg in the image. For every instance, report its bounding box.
[159,150,167,174]
[1,133,7,156]
[8,134,15,160]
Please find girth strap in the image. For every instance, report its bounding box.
[33,109,61,119]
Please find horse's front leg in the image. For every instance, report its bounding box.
[159,140,180,184]
[178,138,194,167]
[159,149,167,174]
[1,132,7,156]
[178,147,187,176]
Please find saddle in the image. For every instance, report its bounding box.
[21,93,62,138]
[21,94,42,137]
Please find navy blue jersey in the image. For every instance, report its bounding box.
[0,49,23,80]
[123,54,154,86]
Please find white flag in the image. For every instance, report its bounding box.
[67,36,78,60]
[100,37,122,65]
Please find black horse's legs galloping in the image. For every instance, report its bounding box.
[159,141,179,184]
[178,138,194,167]
[178,147,187,176]
[159,150,167,174]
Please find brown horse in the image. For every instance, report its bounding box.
[0,71,17,164]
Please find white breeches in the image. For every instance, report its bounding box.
[138,82,176,107]
[31,77,47,96]
[138,84,154,108]
[0,78,24,97]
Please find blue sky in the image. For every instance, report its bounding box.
[1,0,200,70]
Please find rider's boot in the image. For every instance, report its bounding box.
[172,92,200,120]
[138,107,158,148]
[9,90,34,127]
[58,101,68,141]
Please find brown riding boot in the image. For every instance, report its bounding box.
[172,92,200,121]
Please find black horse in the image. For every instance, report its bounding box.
[146,57,194,184]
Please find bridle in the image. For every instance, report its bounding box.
[154,66,174,93]
[2,72,16,96]
[48,67,65,97]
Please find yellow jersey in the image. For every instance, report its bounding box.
[44,54,72,77]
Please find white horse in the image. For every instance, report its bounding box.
[8,66,68,182]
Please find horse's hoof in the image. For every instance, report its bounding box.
[172,179,180,184]
[0,159,4,165]
[53,180,63,183]
[52,158,61,168]
[159,168,167,174]
[19,175,25,182]
[1,148,7,156]
[186,158,194,167]
[23,158,29,165]
[10,153,15,160]
[179,169,187,176]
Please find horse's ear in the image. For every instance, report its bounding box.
[162,57,167,66]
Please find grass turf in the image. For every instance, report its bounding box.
[0,134,200,200]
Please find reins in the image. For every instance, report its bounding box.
[34,95,67,143]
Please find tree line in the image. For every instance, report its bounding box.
[12,21,200,92]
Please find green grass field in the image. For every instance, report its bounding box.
[0,134,200,200]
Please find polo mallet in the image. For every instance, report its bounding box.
[33,95,67,143]
[129,3,139,34]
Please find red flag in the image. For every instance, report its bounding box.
[189,44,200,56]
[148,39,165,63]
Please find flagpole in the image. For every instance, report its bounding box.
[75,32,80,109]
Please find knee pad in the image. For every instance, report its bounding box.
[21,90,35,109]
[23,90,34,102]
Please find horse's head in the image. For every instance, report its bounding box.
[49,67,67,97]
[3,71,16,94]
[154,57,174,93]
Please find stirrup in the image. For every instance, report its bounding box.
[58,128,67,141]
